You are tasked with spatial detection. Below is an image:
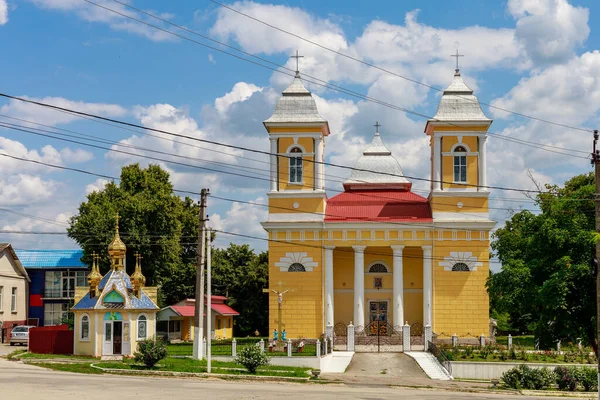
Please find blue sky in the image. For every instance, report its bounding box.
[1,0,599,263]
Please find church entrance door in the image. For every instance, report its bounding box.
[355,301,403,352]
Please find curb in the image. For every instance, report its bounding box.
[89,364,311,383]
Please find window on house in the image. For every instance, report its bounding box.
[0,286,3,312]
[451,262,470,272]
[453,146,467,183]
[137,315,147,340]
[369,263,388,273]
[81,315,90,340]
[44,303,69,326]
[11,288,16,312]
[288,263,306,272]
[289,147,303,183]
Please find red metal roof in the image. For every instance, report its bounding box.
[211,304,240,316]
[325,190,432,222]
[170,303,239,317]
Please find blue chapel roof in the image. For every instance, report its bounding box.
[15,249,87,269]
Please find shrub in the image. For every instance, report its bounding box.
[554,366,578,391]
[134,338,167,368]
[235,344,270,374]
[501,365,555,390]
[501,365,525,389]
[579,367,597,392]
[509,347,517,360]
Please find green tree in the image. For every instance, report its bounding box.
[487,172,597,352]
[67,164,199,306]
[211,244,269,336]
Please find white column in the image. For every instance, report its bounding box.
[422,245,433,326]
[479,135,487,191]
[315,136,324,191]
[325,246,335,337]
[352,246,366,330]
[391,245,405,329]
[433,136,442,191]
[270,137,277,191]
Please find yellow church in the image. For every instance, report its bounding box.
[261,66,495,340]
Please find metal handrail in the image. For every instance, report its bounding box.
[427,340,452,376]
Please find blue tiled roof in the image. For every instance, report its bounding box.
[15,249,87,269]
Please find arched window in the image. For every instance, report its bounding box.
[288,263,306,272]
[289,147,303,184]
[137,314,147,340]
[368,263,388,273]
[80,314,90,341]
[452,262,470,272]
[453,146,467,183]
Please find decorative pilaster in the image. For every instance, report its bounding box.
[478,135,487,191]
[315,136,324,191]
[424,324,432,351]
[434,136,442,191]
[352,246,366,331]
[391,245,405,329]
[270,138,277,191]
[422,245,433,327]
[325,246,335,337]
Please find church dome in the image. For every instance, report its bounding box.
[431,70,491,122]
[108,214,126,258]
[264,74,327,124]
[343,129,411,191]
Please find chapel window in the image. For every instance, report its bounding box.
[451,262,470,272]
[369,263,388,273]
[81,315,90,340]
[288,263,306,272]
[138,314,147,340]
[289,147,303,184]
[453,146,467,183]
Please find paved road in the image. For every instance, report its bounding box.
[0,358,575,400]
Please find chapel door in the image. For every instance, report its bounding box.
[103,321,113,355]
[113,321,122,355]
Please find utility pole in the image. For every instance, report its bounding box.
[193,188,209,360]
[206,228,212,373]
[592,130,600,399]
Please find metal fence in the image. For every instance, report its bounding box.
[427,340,452,376]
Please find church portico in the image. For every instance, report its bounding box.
[329,244,426,332]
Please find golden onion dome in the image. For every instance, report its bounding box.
[108,213,126,255]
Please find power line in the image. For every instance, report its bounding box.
[0,115,549,208]
[208,0,593,134]
[78,0,590,161]
[0,92,556,194]
[0,121,542,218]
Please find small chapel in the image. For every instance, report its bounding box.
[71,215,159,357]
[261,64,495,339]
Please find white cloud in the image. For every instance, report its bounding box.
[60,147,94,163]
[491,51,600,126]
[209,196,268,249]
[28,0,176,42]
[0,0,8,25]
[215,82,262,114]
[85,178,109,195]
[208,53,216,64]
[508,0,589,65]
[0,96,127,127]
[0,174,57,206]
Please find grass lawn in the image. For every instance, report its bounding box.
[18,353,312,378]
[167,341,318,357]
